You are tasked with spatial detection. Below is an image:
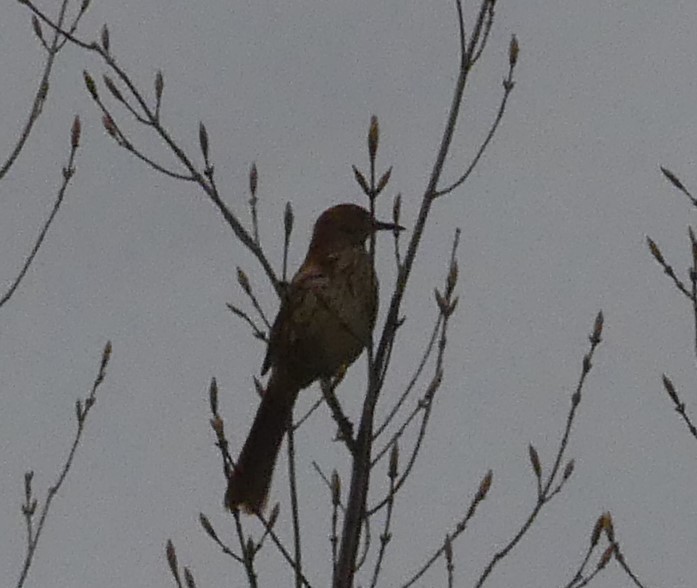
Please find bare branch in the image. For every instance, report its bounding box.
[285,407,304,588]
[16,342,112,588]
[19,0,282,293]
[473,312,603,588]
[402,470,492,587]
[661,374,697,440]
[1,0,78,180]
[646,236,693,300]
[337,2,510,582]
[660,166,697,207]
[434,37,517,198]
[1,117,80,309]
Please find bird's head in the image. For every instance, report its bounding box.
[309,203,403,254]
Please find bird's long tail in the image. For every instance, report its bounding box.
[225,371,299,514]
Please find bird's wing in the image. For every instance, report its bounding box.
[260,261,329,375]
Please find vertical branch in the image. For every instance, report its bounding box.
[335,2,496,585]
[286,410,303,588]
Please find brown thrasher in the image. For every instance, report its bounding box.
[226,203,402,513]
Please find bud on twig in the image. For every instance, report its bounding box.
[198,122,209,162]
[32,15,44,43]
[209,378,218,415]
[368,115,379,162]
[71,116,81,149]
[236,267,251,296]
[662,374,679,404]
[660,166,687,193]
[602,511,614,542]
[434,288,448,315]
[376,167,392,195]
[102,114,118,138]
[24,471,34,503]
[352,165,370,195]
[199,513,218,541]
[598,543,615,569]
[102,340,112,369]
[284,201,294,240]
[101,24,110,53]
[83,71,98,100]
[80,0,91,14]
[591,310,604,344]
[249,162,258,197]
[646,236,664,264]
[509,34,519,67]
[165,539,179,582]
[590,514,604,546]
[103,75,124,103]
[388,441,399,480]
[446,258,458,297]
[528,444,541,479]
[477,470,493,500]
[563,459,575,480]
[392,193,401,226]
[155,70,164,106]
[183,567,196,588]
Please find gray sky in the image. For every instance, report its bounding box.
[2,0,697,586]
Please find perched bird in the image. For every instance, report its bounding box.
[226,203,402,513]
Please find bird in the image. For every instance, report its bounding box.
[225,203,403,514]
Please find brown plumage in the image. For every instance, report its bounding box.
[225,203,402,514]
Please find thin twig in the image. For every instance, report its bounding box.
[660,166,697,208]
[369,443,398,588]
[473,312,604,588]
[434,51,516,198]
[614,544,647,588]
[561,537,597,588]
[16,341,112,588]
[21,0,282,294]
[198,513,244,564]
[226,303,267,342]
[292,396,324,432]
[369,231,459,515]
[1,119,80,309]
[0,0,76,180]
[660,374,697,440]
[286,409,304,588]
[646,236,693,300]
[211,383,310,585]
[373,313,442,440]
[253,511,314,588]
[469,0,495,66]
[402,470,492,587]
[232,510,258,587]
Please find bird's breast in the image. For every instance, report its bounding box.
[286,246,378,382]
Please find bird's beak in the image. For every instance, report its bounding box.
[373,219,405,233]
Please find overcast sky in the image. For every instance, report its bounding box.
[2,0,697,586]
